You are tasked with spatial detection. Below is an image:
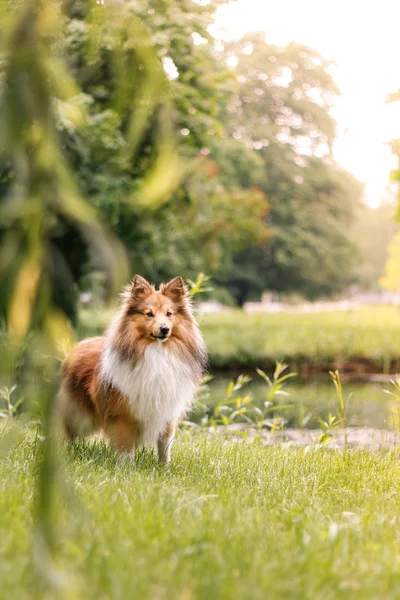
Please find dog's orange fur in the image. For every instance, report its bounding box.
[58,276,207,461]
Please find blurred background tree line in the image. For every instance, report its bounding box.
[1,0,398,328]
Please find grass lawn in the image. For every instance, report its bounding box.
[200,306,400,370]
[79,305,400,371]
[3,420,400,599]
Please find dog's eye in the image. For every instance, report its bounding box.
[147,312,154,318]
[166,311,172,317]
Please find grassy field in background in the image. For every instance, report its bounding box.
[3,420,400,599]
[79,306,400,371]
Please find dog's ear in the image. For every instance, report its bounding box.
[128,275,152,300]
[161,276,188,302]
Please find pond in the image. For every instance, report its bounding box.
[191,373,399,431]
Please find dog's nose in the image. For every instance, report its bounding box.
[160,325,170,336]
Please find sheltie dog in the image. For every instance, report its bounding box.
[57,275,207,463]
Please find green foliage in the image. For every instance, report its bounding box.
[195,373,254,429]
[54,0,270,289]
[262,162,362,299]
[2,3,364,309]
[317,412,341,444]
[0,385,24,418]
[213,33,363,304]
[186,363,298,439]
[225,33,338,150]
[187,273,213,298]
[354,202,399,291]
[135,0,234,151]
[329,370,347,437]
[1,3,366,313]
[195,373,396,431]
[317,370,348,446]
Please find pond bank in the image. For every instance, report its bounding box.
[210,359,400,379]
[204,424,400,450]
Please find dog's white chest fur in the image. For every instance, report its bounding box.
[101,343,195,445]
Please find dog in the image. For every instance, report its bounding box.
[57,275,207,463]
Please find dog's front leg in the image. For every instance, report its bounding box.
[157,422,176,464]
[104,417,138,460]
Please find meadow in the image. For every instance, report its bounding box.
[2,306,400,599]
[3,420,400,600]
[79,305,400,371]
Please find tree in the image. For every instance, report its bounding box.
[354,202,399,292]
[212,33,363,304]
[55,1,269,293]
[0,0,183,324]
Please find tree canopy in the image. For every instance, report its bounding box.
[212,33,363,303]
[1,1,365,312]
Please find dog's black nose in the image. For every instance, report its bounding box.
[160,325,170,336]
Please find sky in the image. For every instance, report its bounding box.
[214,0,400,207]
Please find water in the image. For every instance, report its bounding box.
[193,375,398,430]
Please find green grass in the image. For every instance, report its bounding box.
[3,420,400,599]
[199,306,400,369]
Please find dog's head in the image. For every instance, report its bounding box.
[122,275,190,343]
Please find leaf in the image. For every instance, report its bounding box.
[275,373,297,384]
[256,368,272,386]
[230,408,249,420]
[252,407,263,417]
[8,255,42,340]
[225,381,234,399]
[13,397,25,410]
